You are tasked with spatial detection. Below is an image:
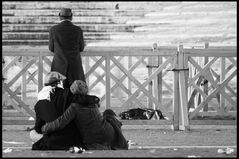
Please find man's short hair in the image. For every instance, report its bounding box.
[59,8,72,19]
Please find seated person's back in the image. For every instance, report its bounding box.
[41,80,128,150]
[32,72,83,150]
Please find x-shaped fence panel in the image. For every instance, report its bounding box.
[185,49,237,119]
[2,55,52,119]
[83,54,176,119]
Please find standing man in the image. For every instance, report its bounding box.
[49,8,86,88]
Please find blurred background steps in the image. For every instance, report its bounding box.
[2,1,236,48]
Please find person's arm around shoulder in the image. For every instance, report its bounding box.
[41,103,78,134]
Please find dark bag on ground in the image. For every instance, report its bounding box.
[119,108,165,120]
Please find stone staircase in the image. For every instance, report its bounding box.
[2,1,237,48]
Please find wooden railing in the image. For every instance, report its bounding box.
[2,45,237,130]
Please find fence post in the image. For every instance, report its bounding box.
[22,56,27,102]
[173,48,179,130]
[38,54,43,92]
[184,47,189,115]
[155,47,162,109]
[178,44,190,131]
[220,55,226,114]
[128,56,132,107]
[85,56,90,86]
[147,44,154,108]
[203,42,209,112]
[105,55,111,109]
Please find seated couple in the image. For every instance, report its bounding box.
[31,71,128,150]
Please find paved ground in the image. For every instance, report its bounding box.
[2,125,237,157]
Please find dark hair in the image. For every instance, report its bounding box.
[103,109,116,117]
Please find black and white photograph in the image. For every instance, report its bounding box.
[2,1,237,157]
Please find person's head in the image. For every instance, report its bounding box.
[59,8,72,21]
[70,80,88,95]
[44,71,66,87]
[103,109,117,117]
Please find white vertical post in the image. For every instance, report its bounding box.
[22,56,27,102]
[203,42,209,112]
[178,44,190,131]
[85,56,90,86]
[105,55,111,109]
[38,55,43,92]
[184,51,189,116]
[156,56,162,110]
[220,57,225,114]
[148,54,153,109]
[128,56,132,107]
[173,50,179,130]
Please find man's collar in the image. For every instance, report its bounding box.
[60,19,72,22]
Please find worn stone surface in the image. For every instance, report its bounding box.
[2,125,237,157]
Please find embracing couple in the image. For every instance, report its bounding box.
[30,8,128,151]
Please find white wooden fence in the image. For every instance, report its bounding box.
[2,44,237,130]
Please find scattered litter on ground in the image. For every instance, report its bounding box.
[127,140,137,149]
[68,146,85,153]
[149,149,156,153]
[217,149,224,154]
[187,155,201,158]
[3,148,13,153]
[217,147,234,155]
[128,140,137,145]
[225,147,234,154]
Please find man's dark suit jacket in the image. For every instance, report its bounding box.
[49,20,85,87]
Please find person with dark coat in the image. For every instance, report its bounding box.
[41,80,129,150]
[49,8,85,88]
[31,72,83,150]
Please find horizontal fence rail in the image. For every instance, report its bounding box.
[2,45,237,129]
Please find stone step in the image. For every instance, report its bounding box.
[126,17,236,25]
[117,1,235,11]
[2,9,146,17]
[3,26,236,40]
[3,31,236,46]
[133,23,237,32]
[144,10,236,18]
[3,36,236,49]
[3,1,235,11]
[2,24,140,32]
[2,39,96,45]
[82,39,237,47]
[2,32,113,40]
[2,2,236,48]
[1,1,181,10]
[2,15,141,24]
[2,2,116,10]
[106,32,236,43]
[179,2,236,12]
